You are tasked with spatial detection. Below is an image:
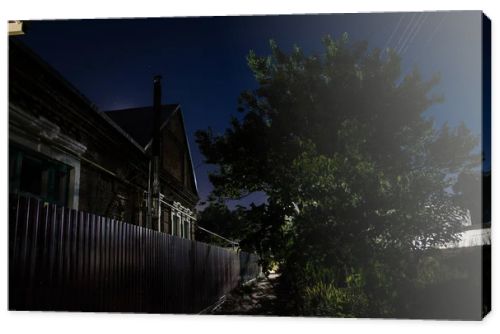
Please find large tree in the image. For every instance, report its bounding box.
[196,34,480,316]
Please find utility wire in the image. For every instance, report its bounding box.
[383,14,404,55]
[405,13,447,69]
[393,13,415,54]
[397,12,423,55]
[196,224,240,247]
[395,13,418,55]
[424,13,447,47]
[400,13,428,56]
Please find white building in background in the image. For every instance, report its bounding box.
[440,209,491,249]
[445,227,491,248]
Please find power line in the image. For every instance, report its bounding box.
[394,13,417,55]
[400,13,428,56]
[383,14,404,54]
[196,224,240,247]
[396,13,420,55]
[424,13,447,47]
[405,13,447,68]
[398,12,423,55]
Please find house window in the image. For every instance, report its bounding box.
[171,213,181,237]
[183,218,190,240]
[10,145,71,206]
[180,217,185,239]
[162,208,170,234]
[177,214,182,237]
[171,212,176,235]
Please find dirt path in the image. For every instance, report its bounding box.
[210,273,281,315]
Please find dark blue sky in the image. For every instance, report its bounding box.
[17,11,489,206]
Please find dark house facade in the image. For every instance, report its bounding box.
[9,40,199,239]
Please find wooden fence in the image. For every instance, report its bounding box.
[9,194,261,313]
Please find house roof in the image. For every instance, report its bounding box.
[104,105,199,197]
[105,105,179,147]
[9,39,147,153]
[10,39,199,201]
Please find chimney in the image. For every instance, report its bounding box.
[152,75,162,157]
[148,75,162,231]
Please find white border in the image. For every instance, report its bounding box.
[1,1,498,333]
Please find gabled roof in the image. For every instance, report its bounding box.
[10,39,198,200]
[105,105,179,147]
[104,105,199,197]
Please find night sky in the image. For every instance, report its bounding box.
[16,11,489,207]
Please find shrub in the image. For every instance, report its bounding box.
[294,265,369,317]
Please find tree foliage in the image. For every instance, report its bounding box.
[196,34,480,316]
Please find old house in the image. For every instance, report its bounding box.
[105,104,199,236]
[9,39,199,239]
